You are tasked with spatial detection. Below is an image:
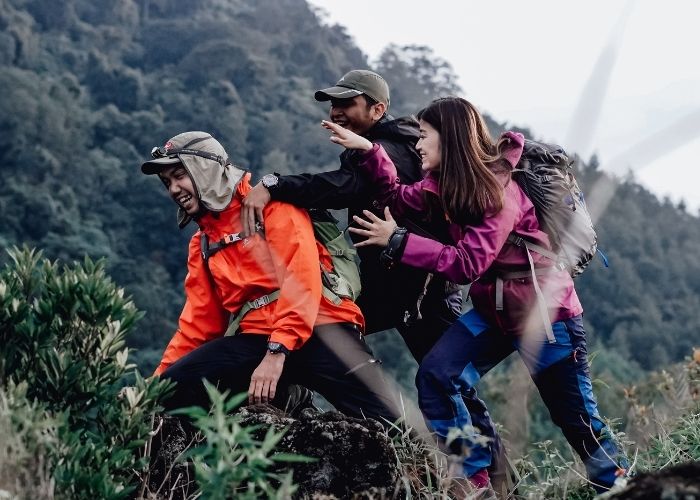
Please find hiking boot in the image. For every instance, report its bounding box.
[469,469,491,489]
[282,384,318,418]
[448,471,496,500]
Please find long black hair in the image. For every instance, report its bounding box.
[417,97,511,225]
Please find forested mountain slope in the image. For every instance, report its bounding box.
[1,0,698,373]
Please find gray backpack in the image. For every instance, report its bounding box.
[509,139,600,277]
[500,140,603,342]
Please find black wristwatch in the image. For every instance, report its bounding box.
[380,227,408,269]
[261,173,279,191]
[267,341,290,356]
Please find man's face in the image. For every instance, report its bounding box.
[158,163,201,215]
[329,95,384,135]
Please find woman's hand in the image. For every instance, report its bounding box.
[348,207,397,247]
[321,120,373,151]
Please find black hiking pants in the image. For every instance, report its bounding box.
[161,323,401,425]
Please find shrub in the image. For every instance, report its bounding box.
[0,247,170,499]
[172,382,309,500]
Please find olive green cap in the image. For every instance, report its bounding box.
[314,69,390,108]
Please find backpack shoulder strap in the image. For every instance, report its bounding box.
[507,233,562,267]
[224,290,281,337]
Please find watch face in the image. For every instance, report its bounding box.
[267,342,287,354]
[262,174,278,189]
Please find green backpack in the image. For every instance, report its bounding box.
[199,208,361,336]
[309,209,362,302]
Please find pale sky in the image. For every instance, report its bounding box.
[309,0,700,213]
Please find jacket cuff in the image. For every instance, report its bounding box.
[268,332,302,351]
[268,173,286,200]
[400,233,443,270]
[360,142,381,159]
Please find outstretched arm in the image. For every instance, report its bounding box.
[240,166,370,235]
[322,120,432,219]
[350,184,522,285]
[241,124,379,238]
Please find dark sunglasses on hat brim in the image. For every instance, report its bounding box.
[151,134,227,167]
[151,146,227,167]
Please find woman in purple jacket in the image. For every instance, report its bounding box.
[323,97,627,492]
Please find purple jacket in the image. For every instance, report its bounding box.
[359,131,582,335]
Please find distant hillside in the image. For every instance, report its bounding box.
[1,0,699,374]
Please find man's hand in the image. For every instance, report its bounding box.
[348,207,397,247]
[322,120,373,151]
[241,182,271,236]
[248,351,286,405]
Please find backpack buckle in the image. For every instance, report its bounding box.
[510,235,526,247]
[251,295,271,309]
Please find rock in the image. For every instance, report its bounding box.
[237,405,401,498]
[607,461,700,500]
[147,406,400,499]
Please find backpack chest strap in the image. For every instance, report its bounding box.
[225,290,281,337]
[201,222,264,261]
[223,285,343,338]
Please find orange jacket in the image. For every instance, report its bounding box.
[154,176,364,375]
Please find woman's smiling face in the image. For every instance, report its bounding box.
[416,119,441,172]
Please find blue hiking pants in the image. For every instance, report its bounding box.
[416,310,627,491]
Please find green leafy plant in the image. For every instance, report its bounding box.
[0,246,171,499]
[174,381,314,500]
[0,382,57,500]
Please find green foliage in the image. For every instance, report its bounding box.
[514,439,598,500]
[0,0,374,371]
[0,246,170,499]
[2,1,700,494]
[173,382,313,500]
[625,356,700,470]
[384,416,452,498]
[5,0,697,380]
[375,43,464,117]
[643,410,700,468]
[0,382,57,500]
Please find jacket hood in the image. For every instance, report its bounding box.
[366,115,420,144]
[141,131,246,228]
[178,161,246,228]
[500,131,525,167]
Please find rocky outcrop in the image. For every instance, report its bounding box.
[237,406,400,498]
[607,462,700,500]
[147,406,400,499]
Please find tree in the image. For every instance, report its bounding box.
[375,44,463,116]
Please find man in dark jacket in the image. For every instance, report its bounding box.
[242,70,456,357]
[241,72,506,484]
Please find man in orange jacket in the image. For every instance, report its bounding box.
[141,131,399,422]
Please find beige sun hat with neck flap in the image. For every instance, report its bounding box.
[141,131,246,227]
